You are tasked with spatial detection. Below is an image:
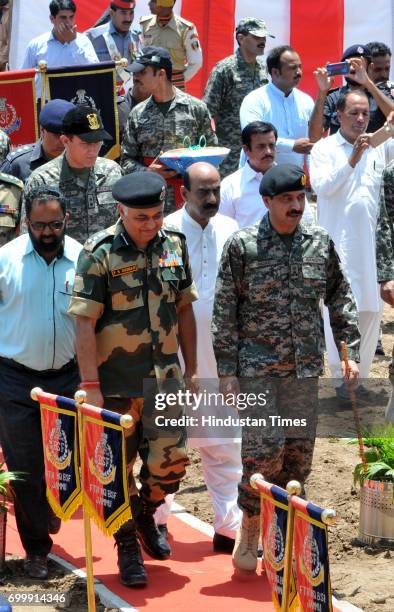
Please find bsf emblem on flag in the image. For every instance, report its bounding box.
[300,524,325,587]
[46,418,72,470]
[87,113,100,130]
[89,432,117,485]
[266,512,285,571]
[71,89,97,109]
[0,97,21,135]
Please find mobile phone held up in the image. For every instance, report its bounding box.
[326,61,350,77]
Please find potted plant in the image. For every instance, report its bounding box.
[351,424,394,545]
[0,462,21,571]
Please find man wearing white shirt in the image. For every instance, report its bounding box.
[22,0,98,96]
[240,46,314,168]
[310,90,393,387]
[220,121,275,228]
[220,121,314,228]
[162,162,242,553]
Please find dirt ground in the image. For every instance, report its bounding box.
[1,308,394,611]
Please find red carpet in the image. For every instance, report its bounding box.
[6,505,275,610]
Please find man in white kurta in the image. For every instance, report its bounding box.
[310,90,393,382]
[158,161,241,552]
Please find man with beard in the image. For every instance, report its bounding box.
[0,186,82,579]
[240,46,314,168]
[309,44,394,141]
[212,164,360,573]
[203,18,272,178]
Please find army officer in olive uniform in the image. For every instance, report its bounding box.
[68,172,197,587]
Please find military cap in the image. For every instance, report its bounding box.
[111,0,135,8]
[39,99,75,133]
[62,105,112,142]
[112,172,167,208]
[341,44,371,61]
[126,46,172,73]
[236,17,275,39]
[259,164,306,197]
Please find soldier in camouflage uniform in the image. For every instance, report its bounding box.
[0,129,10,165]
[203,17,271,178]
[68,172,198,587]
[23,106,121,244]
[375,157,394,374]
[0,172,23,246]
[121,46,217,215]
[212,164,360,573]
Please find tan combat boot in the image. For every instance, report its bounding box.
[232,511,260,573]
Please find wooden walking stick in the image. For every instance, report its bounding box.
[340,341,368,475]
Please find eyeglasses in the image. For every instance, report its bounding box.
[28,219,65,231]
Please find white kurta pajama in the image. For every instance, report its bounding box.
[154,208,242,538]
[310,131,392,380]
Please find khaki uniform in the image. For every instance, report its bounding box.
[23,153,122,243]
[140,13,202,86]
[68,220,198,508]
[0,172,23,247]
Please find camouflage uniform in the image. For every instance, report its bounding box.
[212,214,360,515]
[68,220,198,510]
[120,89,217,215]
[0,172,23,247]
[0,129,11,166]
[0,141,48,183]
[376,160,394,374]
[203,49,268,177]
[23,153,122,243]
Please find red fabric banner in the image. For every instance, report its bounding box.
[290,0,345,98]
[181,0,236,98]
[0,69,38,145]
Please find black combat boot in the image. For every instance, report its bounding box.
[114,528,147,587]
[134,503,171,560]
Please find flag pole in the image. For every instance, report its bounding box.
[38,60,47,110]
[281,480,302,612]
[75,390,96,612]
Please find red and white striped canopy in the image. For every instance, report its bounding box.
[10,0,394,97]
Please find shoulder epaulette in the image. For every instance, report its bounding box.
[0,172,24,189]
[176,15,194,29]
[161,226,187,241]
[84,226,116,252]
[6,144,35,162]
[140,15,153,24]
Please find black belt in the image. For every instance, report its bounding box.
[0,357,78,377]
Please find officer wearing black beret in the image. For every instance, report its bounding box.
[68,171,198,587]
[0,99,75,182]
[212,162,360,574]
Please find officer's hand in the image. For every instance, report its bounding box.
[147,162,178,180]
[293,138,314,154]
[384,111,394,132]
[380,280,394,306]
[349,133,371,167]
[313,67,333,93]
[341,359,359,381]
[348,57,369,86]
[82,387,104,408]
[55,22,77,43]
[219,376,240,407]
[184,372,199,394]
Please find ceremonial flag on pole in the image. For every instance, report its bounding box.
[37,392,82,521]
[44,62,120,160]
[0,69,38,145]
[81,405,131,536]
[260,483,298,611]
[292,497,334,612]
